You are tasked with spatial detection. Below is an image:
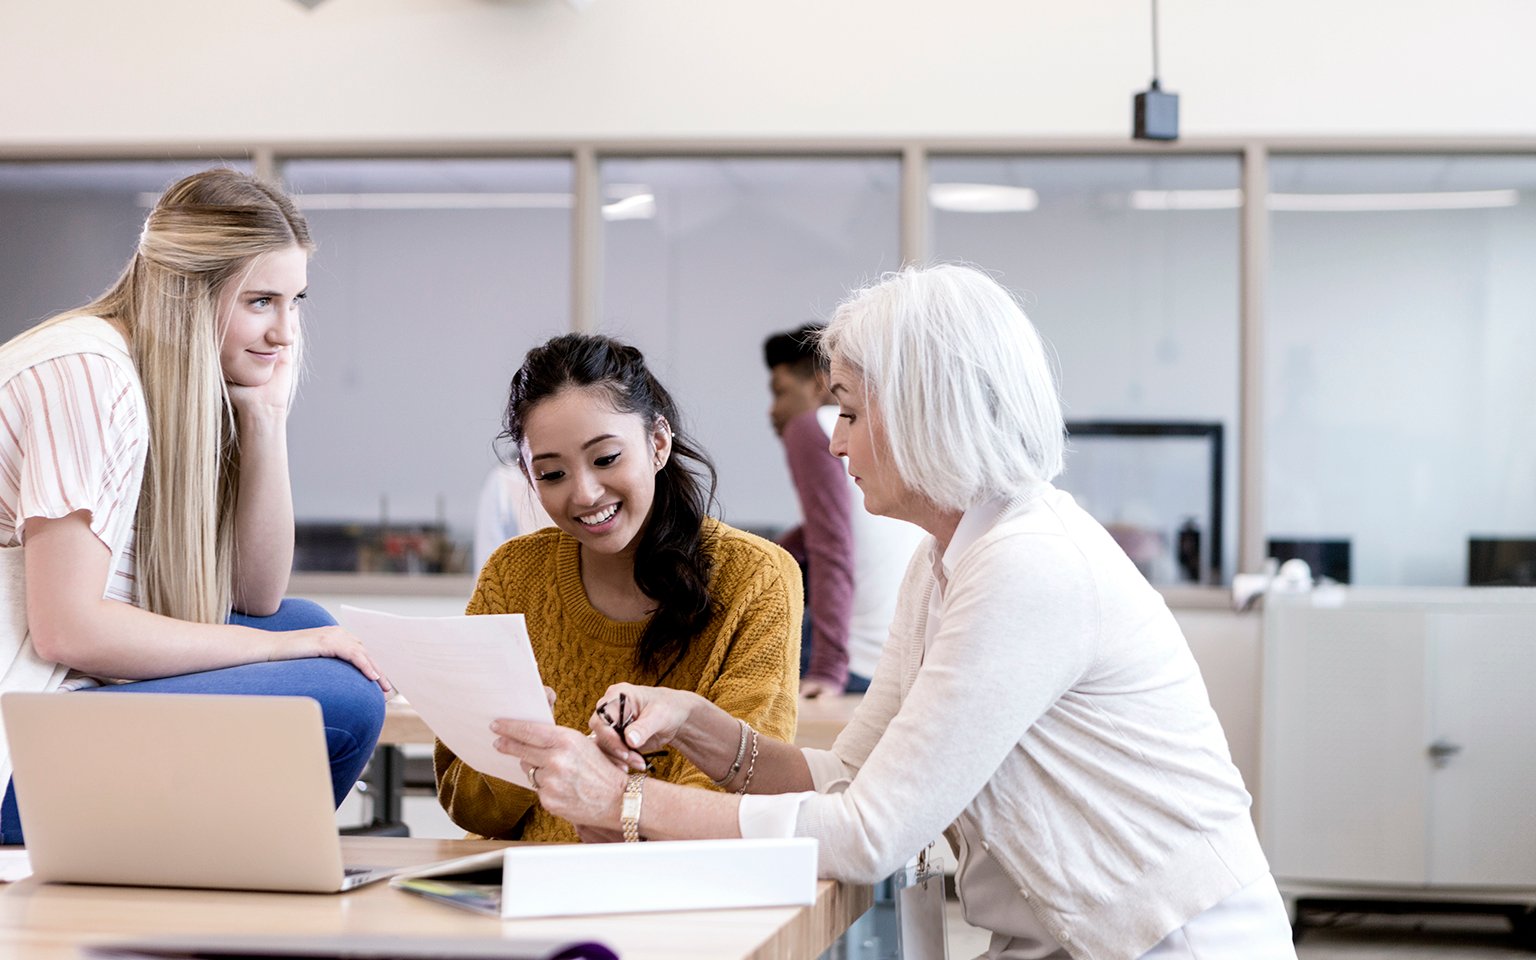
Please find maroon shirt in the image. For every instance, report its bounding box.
[777,408,855,686]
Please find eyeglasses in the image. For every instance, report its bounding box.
[596,693,663,773]
[595,692,631,742]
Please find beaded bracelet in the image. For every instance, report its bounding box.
[711,718,749,788]
[735,726,761,795]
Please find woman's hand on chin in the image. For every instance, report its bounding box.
[225,348,294,424]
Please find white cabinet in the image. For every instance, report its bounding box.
[1261,589,1536,897]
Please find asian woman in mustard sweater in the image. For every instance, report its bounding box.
[434,334,800,843]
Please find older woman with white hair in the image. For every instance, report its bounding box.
[495,264,1296,960]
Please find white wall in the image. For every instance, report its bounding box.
[3,0,1535,144]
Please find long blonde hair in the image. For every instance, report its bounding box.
[55,169,312,623]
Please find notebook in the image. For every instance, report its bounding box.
[0,691,399,893]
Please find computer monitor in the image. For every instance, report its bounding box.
[1267,538,1351,584]
[1467,537,1536,586]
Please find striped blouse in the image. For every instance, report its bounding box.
[0,324,145,605]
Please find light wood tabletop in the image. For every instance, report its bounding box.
[0,836,872,960]
[791,693,864,752]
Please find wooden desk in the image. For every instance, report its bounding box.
[0,837,872,960]
[381,698,437,746]
[792,693,863,752]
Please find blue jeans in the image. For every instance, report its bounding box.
[0,598,385,846]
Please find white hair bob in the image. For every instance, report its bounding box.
[820,264,1064,513]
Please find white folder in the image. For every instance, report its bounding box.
[396,838,818,918]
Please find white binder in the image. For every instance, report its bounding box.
[395,838,819,919]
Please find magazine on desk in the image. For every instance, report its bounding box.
[393,866,503,916]
[391,839,819,919]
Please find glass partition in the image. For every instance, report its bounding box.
[1065,421,1225,585]
[0,159,252,340]
[929,155,1243,583]
[600,157,902,531]
[1267,154,1536,585]
[280,158,573,569]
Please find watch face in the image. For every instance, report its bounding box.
[621,776,645,842]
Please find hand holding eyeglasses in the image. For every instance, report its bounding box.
[587,683,698,772]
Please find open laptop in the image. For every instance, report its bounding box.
[1,691,397,893]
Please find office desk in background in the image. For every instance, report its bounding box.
[0,837,873,960]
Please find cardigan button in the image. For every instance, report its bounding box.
[1020,889,1030,900]
[981,841,990,852]
[1057,930,1071,943]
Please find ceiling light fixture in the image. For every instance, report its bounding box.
[137,192,573,210]
[1130,188,1242,210]
[1132,0,1179,141]
[601,194,656,221]
[929,183,1039,213]
[1126,188,1522,212]
[1268,189,1520,212]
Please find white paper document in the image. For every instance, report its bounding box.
[337,606,553,788]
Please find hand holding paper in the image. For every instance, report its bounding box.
[337,606,553,788]
[490,716,632,825]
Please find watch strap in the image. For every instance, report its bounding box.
[621,772,647,842]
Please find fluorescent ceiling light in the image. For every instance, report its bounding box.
[601,193,656,221]
[929,183,1038,213]
[137,192,573,210]
[294,193,571,211]
[1268,189,1520,212]
[1128,188,1521,212]
[138,185,662,219]
[1130,189,1242,210]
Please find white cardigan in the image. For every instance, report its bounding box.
[745,484,1268,960]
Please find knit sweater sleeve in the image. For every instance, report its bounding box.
[432,546,538,839]
[794,530,1102,884]
[675,532,803,792]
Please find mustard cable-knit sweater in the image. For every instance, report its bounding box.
[434,517,801,843]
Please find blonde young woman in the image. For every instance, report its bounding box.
[495,266,1297,960]
[0,169,388,846]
